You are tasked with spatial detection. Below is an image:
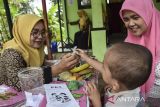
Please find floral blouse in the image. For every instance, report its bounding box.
[0,49,27,91]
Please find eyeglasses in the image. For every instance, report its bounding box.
[31,29,46,38]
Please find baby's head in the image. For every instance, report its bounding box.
[102,42,152,92]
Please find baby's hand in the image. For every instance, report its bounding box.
[84,81,101,107]
[75,49,89,61]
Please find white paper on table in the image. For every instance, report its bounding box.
[44,84,80,107]
[25,91,44,107]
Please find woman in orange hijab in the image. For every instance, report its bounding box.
[0,14,79,91]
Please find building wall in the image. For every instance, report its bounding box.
[91,0,107,61]
[64,0,92,40]
[63,0,107,61]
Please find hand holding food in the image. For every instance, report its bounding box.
[57,53,80,72]
[58,49,97,81]
[75,49,89,61]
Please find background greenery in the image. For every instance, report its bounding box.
[0,0,64,45]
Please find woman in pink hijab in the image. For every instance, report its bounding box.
[119,0,160,100]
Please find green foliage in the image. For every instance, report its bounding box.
[0,0,65,44]
[35,2,65,42]
[0,0,34,44]
[0,10,10,43]
[9,0,34,18]
[48,4,65,42]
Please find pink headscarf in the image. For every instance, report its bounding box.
[119,0,160,94]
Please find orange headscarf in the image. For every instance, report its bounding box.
[3,14,45,67]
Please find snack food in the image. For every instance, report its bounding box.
[67,81,83,91]
[59,68,93,81]
[72,93,84,99]
[70,63,90,73]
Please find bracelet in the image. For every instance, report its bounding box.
[42,66,52,84]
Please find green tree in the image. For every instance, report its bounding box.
[0,0,65,44]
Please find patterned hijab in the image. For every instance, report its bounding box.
[3,14,45,67]
[119,0,160,93]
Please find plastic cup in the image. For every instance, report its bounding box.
[18,67,44,91]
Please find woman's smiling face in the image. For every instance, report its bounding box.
[30,21,45,48]
[122,10,147,37]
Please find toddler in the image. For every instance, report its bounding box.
[76,42,152,107]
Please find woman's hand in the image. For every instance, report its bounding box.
[51,53,80,76]
[59,53,80,70]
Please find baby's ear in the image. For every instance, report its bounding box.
[111,79,120,92]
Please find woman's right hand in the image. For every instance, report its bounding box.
[51,53,80,76]
[57,53,80,72]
